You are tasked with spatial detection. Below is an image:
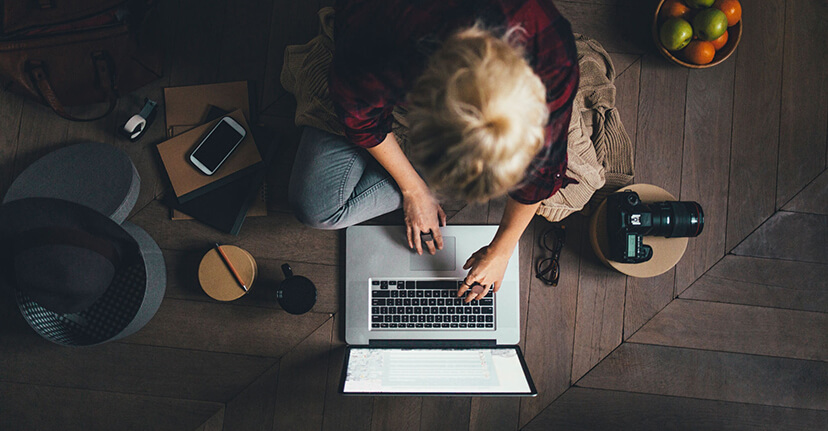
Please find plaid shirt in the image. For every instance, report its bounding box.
[330,0,579,204]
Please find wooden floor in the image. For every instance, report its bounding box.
[1,0,826,430]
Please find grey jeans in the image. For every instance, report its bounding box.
[288,127,403,229]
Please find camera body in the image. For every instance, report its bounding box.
[606,191,704,264]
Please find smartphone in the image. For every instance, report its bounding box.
[189,116,247,175]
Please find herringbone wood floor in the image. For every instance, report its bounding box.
[1,1,826,430]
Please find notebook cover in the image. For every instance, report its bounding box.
[164,81,251,132]
[156,108,262,203]
[167,134,277,235]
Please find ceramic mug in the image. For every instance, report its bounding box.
[276,264,317,315]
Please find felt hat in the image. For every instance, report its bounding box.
[0,198,165,346]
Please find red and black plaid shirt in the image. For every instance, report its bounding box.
[330,0,579,204]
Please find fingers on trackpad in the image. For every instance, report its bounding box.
[410,237,455,271]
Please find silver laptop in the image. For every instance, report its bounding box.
[341,225,537,396]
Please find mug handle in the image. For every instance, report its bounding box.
[281,263,293,278]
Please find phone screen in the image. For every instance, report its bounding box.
[191,120,245,172]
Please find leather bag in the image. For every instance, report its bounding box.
[0,0,164,121]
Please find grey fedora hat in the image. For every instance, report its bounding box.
[0,197,165,347]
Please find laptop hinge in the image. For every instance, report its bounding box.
[367,339,498,348]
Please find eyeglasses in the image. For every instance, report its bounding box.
[535,225,565,286]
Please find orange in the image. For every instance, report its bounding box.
[710,29,728,50]
[660,0,692,20]
[713,0,742,26]
[683,40,716,64]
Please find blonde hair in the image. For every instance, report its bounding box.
[407,25,548,203]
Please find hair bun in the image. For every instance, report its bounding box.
[484,116,510,137]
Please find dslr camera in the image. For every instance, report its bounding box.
[606,191,704,264]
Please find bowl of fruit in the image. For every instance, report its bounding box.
[653,0,742,68]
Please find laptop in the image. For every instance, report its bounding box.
[340,225,537,396]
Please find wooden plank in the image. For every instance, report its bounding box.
[684,254,828,312]
[682,273,828,314]
[0,331,273,402]
[782,170,828,215]
[776,0,828,208]
[222,363,279,431]
[577,343,828,410]
[623,271,674,340]
[608,53,640,78]
[128,200,340,265]
[371,397,422,431]
[11,100,70,179]
[634,54,687,198]
[162,249,341,314]
[571,217,626,382]
[121,298,330,357]
[167,0,225,86]
[419,398,471,431]
[523,387,828,431]
[0,382,222,431]
[271,318,334,431]
[261,0,323,111]
[218,0,276,113]
[725,0,786,251]
[469,398,520,431]
[732,211,828,264]
[195,407,225,431]
[629,299,828,361]
[321,314,374,431]
[518,216,581,427]
[0,91,26,196]
[675,58,736,295]
[613,58,640,151]
[556,2,646,54]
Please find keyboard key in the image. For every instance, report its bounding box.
[482,307,493,314]
[372,299,385,306]
[407,323,415,328]
[437,299,445,305]
[430,307,438,314]
[384,316,392,322]
[400,291,408,298]
[388,308,395,314]
[439,307,447,314]
[486,316,493,322]
[372,307,379,314]
[393,315,400,322]
[485,323,493,328]
[390,323,398,328]
[416,323,424,328]
[381,281,388,289]
[451,323,459,328]
[425,323,433,328]
[441,290,451,297]
[389,280,396,286]
[447,308,455,314]
[473,307,480,313]
[452,315,460,322]
[396,307,404,314]
[480,299,493,305]
[429,299,437,306]
[405,281,415,289]
[405,307,413,314]
[372,315,383,322]
[424,291,432,298]
[418,316,426,322]
[397,281,404,287]
[402,315,409,322]
[417,281,457,290]
[381,323,389,328]
[412,299,420,306]
[391,291,399,297]
[416,291,424,298]
[435,315,443,322]
[464,308,472,314]
[404,299,412,305]
[460,315,468,322]
[372,323,380,328]
[380,307,388,314]
[469,315,476,322]
[427,315,434,322]
[372,280,380,286]
[460,323,468,328]
[414,307,422,314]
[422,308,430,314]
[442,323,450,328]
[372,291,390,297]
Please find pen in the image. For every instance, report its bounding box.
[214,243,248,292]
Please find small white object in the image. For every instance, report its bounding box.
[123,115,146,140]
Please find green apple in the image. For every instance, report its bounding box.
[660,18,694,51]
[684,0,714,8]
[693,8,728,41]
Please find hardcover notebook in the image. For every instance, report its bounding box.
[156,108,262,203]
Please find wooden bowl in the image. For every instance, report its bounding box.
[652,0,742,68]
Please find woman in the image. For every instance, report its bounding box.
[289,0,579,302]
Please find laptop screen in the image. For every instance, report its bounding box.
[341,346,536,396]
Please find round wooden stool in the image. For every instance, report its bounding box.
[198,246,257,301]
[589,184,688,278]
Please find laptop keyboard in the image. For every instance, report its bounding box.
[370,279,494,330]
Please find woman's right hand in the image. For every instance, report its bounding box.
[403,188,446,255]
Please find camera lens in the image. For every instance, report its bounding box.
[647,201,704,238]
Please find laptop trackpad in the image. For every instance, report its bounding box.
[410,236,456,271]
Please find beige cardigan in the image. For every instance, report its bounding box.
[280,8,634,222]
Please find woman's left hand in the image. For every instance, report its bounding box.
[458,245,512,302]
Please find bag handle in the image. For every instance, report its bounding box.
[27,52,118,122]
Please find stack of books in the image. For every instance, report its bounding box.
[157,81,273,235]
